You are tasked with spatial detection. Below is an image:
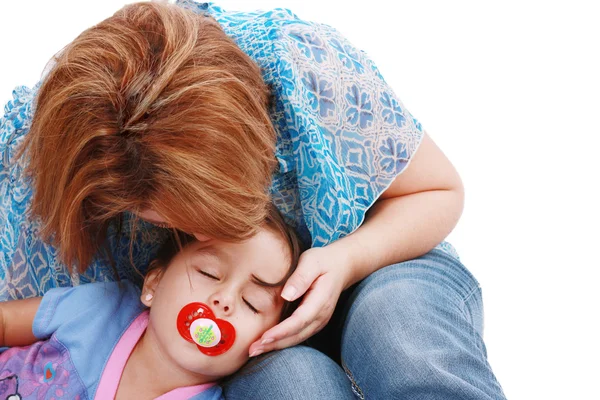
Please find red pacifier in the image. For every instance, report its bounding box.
[177,303,236,356]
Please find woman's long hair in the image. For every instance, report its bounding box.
[22,1,277,271]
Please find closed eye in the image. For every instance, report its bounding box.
[243,298,259,314]
[199,270,219,280]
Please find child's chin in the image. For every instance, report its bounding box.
[177,354,218,374]
[175,348,245,377]
[183,362,241,380]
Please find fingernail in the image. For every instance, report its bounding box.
[261,338,274,345]
[250,349,264,357]
[281,286,297,301]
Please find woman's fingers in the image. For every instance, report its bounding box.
[251,320,324,356]
[281,250,324,301]
[249,276,336,356]
[248,247,349,357]
[248,312,325,357]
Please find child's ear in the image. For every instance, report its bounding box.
[141,262,164,307]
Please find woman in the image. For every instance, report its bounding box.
[0,1,505,399]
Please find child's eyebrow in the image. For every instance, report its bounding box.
[194,246,221,258]
[249,274,286,304]
[193,246,228,265]
[251,274,286,288]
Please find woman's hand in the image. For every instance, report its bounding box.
[248,134,464,357]
[248,245,352,357]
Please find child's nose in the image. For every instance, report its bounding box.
[212,299,230,313]
[210,292,234,316]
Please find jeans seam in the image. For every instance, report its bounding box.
[341,359,364,399]
[461,284,479,303]
[459,285,479,328]
[460,285,490,360]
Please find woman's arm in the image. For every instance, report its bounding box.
[0,297,42,347]
[329,132,464,288]
[250,132,464,354]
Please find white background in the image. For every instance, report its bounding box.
[1,1,598,398]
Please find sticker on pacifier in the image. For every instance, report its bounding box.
[190,318,221,348]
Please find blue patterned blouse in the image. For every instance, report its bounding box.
[0,1,457,301]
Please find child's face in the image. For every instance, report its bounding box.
[143,227,289,379]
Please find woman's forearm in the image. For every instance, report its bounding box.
[327,133,465,288]
[330,186,464,289]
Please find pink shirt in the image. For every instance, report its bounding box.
[95,311,217,400]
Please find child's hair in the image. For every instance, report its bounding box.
[148,205,304,321]
[22,1,276,272]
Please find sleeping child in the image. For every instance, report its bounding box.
[0,208,302,399]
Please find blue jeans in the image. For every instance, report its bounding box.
[223,249,506,399]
